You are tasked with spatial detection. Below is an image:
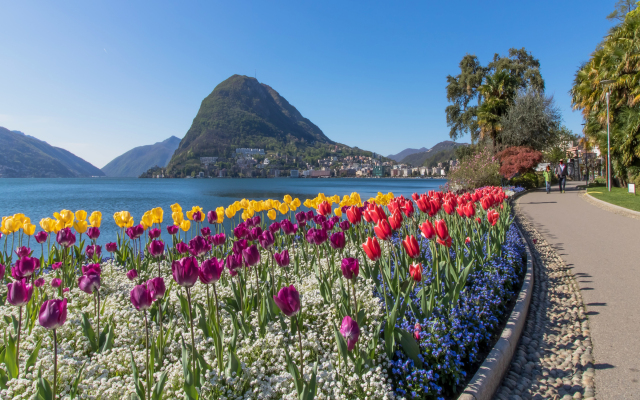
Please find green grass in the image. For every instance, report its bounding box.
[587,182,640,212]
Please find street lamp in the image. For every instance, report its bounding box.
[600,79,615,192]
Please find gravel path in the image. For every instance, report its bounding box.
[493,204,595,400]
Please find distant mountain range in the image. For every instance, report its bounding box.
[166,74,378,176]
[0,127,105,178]
[386,147,428,162]
[399,141,468,167]
[102,136,180,177]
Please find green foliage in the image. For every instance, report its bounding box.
[607,0,638,22]
[400,141,467,166]
[511,171,539,189]
[447,147,500,189]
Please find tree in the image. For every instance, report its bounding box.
[477,70,518,149]
[500,89,562,151]
[607,0,638,22]
[497,147,542,179]
[446,48,545,144]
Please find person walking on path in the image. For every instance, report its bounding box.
[556,159,568,193]
[544,165,553,194]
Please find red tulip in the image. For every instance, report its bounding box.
[402,235,420,259]
[388,210,403,231]
[487,209,499,226]
[362,237,382,261]
[465,237,471,245]
[416,198,429,214]
[419,220,436,240]
[316,201,332,217]
[374,219,392,241]
[409,263,422,282]
[346,206,362,225]
[443,201,454,215]
[435,220,449,241]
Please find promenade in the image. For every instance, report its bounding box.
[516,181,640,399]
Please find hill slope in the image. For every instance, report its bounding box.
[401,141,467,166]
[167,75,379,175]
[0,127,105,178]
[102,136,180,177]
[387,147,428,162]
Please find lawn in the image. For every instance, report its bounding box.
[587,183,640,212]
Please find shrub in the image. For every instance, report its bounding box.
[512,171,539,189]
[497,146,542,179]
[448,147,500,190]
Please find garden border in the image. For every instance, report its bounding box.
[457,197,534,400]
[581,192,640,220]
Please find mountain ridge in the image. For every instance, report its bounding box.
[387,147,428,162]
[102,136,181,177]
[400,141,467,166]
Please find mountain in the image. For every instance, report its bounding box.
[166,74,378,176]
[102,136,181,177]
[400,141,467,166]
[0,127,105,178]
[387,147,428,162]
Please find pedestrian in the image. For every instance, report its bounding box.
[556,159,568,193]
[544,165,552,194]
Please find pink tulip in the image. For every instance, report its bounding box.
[105,242,118,253]
[87,227,101,240]
[130,284,152,311]
[341,258,359,280]
[340,316,360,351]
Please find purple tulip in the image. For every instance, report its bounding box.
[233,223,248,239]
[306,228,317,244]
[273,285,301,317]
[172,257,199,288]
[207,210,217,224]
[34,278,45,288]
[192,210,203,222]
[295,211,306,224]
[314,215,327,225]
[274,250,290,267]
[330,216,340,224]
[15,246,32,258]
[199,258,224,284]
[51,278,62,288]
[78,273,100,294]
[307,228,327,245]
[105,242,118,253]
[39,298,68,330]
[35,231,49,244]
[281,219,297,235]
[86,244,101,260]
[87,227,101,240]
[339,220,351,231]
[56,228,76,248]
[167,225,179,235]
[269,221,281,233]
[242,245,260,267]
[126,269,138,280]
[7,279,34,307]
[232,239,248,255]
[82,264,101,276]
[210,233,226,246]
[247,226,263,241]
[130,284,153,311]
[341,258,359,280]
[147,277,166,301]
[148,228,161,239]
[226,253,242,276]
[252,215,261,226]
[259,231,275,249]
[341,205,349,213]
[126,225,144,240]
[200,227,211,237]
[245,218,255,228]
[305,210,314,221]
[13,256,39,279]
[322,220,334,231]
[148,240,165,257]
[340,316,360,351]
[330,232,346,250]
[51,262,62,270]
[176,241,189,254]
[0,264,5,280]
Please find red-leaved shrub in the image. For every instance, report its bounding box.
[497,147,542,179]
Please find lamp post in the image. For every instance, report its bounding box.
[581,123,588,185]
[600,79,615,192]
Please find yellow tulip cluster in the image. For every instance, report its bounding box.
[221,195,303,222]
[1,213,34,236]
[302,192,365,216]
[114,211,134,229]
[368,191,395,207]
[139,207,163,230]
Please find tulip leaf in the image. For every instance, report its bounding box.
[196,304,212,338]
[284,346,302,395]
[397,328,423,368]
[99,322,115,353]
[35,367,53,400]
[301,361,318,400]
[25,338,42,373]
[224,347,241,379]
[69,360,87,399]
[4,334,18,380]
[151,370,168,400]
[2,316,10,326]
[180,338,199,400]
[81,312,98,352]
[129,350,146,400]
[177,293,190,326]
[332,323,349,368]
[11,315,19,336]
[0,367,7,390]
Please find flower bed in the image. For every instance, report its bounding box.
[0,187,522,400]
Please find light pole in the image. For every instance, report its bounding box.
[600,80,614,192]
[581,123,588,185]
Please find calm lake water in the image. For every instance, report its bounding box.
[1,177,446,248]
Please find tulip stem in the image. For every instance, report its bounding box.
[53,329,58,400]
[96,290,100,343]
[212,282,220,327]
[144,310,151,400]
[351,279,358,316]
[296,316,304,379]
[185,288,196,374]
[16,306,22,371]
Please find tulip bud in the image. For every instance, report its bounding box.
[200,227,211,237]
[126,269,138,281]
[199,258,224,284]
[148,240,165,257]
[34,278,45,288]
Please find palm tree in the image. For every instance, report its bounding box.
[477,70,518,149]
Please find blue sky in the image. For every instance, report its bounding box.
[0,1,617,168]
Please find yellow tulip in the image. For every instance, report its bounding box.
[283,194,293,204]
[172,211,184,225]
[13,213,27,224]
[55,219,65,232]
[216,207,225,223]
[303,199,313,209]
[267,209,276,220]
[75,210,87,221]
[264,199,273,209]
[87,211,101,227]
[225,207,236,219]
[334,208,343,217]
[3,217,14,233]
[170,203,182,213]
[55,210,75,227]
[331,195,340,204]
[292,198,301,208]
[278,203,289,215]
[74,220,88,234]
[40,218,53,232]
[180,220,191,232]
[126,216,134,228]
[151,207,163,224]
[23,223,36,236]
[240,199,249,209]
[141,212,154,229]
[241,210,250,221]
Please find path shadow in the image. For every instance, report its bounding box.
[575,273,592,278]
[595,363,615,370]
[521,202,558,204]
[585,311,599,315]
[581,287,595,290]
[587,302,607,306]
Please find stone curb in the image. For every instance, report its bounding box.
[582,192,640,219]
[457,210,534,400]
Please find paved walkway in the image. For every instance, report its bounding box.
[516,180,640,399]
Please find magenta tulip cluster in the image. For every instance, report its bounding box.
[78,264,101,294]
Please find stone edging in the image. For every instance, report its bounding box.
[457,222,534,400]
[581,192,640,220]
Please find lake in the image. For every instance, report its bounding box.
[1,177,446,249]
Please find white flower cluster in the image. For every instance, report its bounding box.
[0,248,395,400]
